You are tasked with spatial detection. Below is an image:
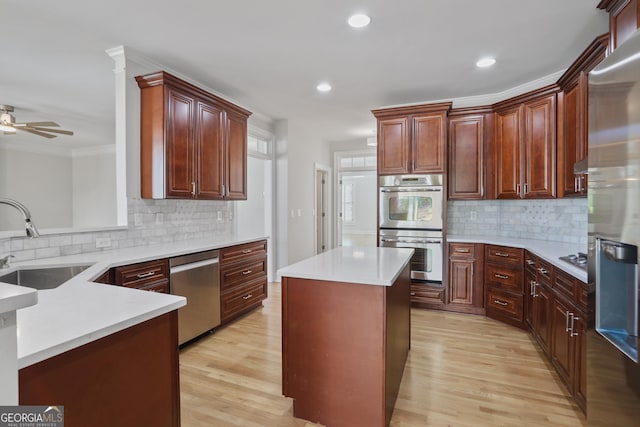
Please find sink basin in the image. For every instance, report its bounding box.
[0,264,91,290]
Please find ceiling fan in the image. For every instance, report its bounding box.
[0,104,74,139]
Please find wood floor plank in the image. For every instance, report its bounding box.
[179,283,585,426]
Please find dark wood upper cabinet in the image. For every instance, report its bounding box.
[598,0,639,51]
[373,103,451,175]
[136,71,251,200]
[448,108,492,200]
[493,86,557,199]
[557,33,609,198]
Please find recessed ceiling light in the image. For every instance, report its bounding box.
[316,82,332,92]
[476,57,496,68]
[348,14,371,28]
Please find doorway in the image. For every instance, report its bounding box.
[338,171,377,247]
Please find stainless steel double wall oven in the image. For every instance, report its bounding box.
[379,174,444,283]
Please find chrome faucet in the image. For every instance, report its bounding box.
[0,198,40,238]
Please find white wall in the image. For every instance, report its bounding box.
[72,147,117,228]
[236,156,268,236]
[0,145,73,231]
[286,121,331,265]
[275,119,288,271]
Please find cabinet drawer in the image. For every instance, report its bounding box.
[221,278,267,323]
[554,269,576,301]
[220,240,267,264]
[138,281,170,294]
[524,252,537,274]
[536,259,553,285]
[115,259,169,289]
[486,286,524,323]
[221,258,267,291]
[485,263,523,292]
[449,243,475,258]
[486,245,523,265]
[410,284,445,304]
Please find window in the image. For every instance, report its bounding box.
[247,133,272,157]
[343,183,354,223]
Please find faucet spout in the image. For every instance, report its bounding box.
[0,198,40,238]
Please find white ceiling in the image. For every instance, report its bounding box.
[1,0,608,149]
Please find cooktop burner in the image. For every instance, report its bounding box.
[559,252,588,271]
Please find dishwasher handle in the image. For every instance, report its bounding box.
[170,258,219,275]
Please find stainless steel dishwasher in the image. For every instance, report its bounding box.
[170,249,220,345]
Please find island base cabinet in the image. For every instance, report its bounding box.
[282,265,410,427]
[19,312,180,427]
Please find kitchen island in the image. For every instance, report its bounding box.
[279,246,413,427]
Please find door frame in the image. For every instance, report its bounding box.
[314,163,331,254]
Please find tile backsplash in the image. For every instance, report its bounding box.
[0,197,235,263]
[447,198,587,245]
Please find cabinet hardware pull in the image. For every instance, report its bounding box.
[456,249,470,253]
[533,282,538,298]
[242,249,252,254]
[530,280,535,296]
[495,273,509,279]
[580,176,585,192]
[537,267,548,274]
[222,184,226,197]
[493,299,508,306]
[526,259,535,265]
[516,184,521,195]
[136,271,155,279]
[242,294,253,300]
[242,270,253,275]
[565,310,571,333]
[191,181,196,196]
[574,176,579,193]
[410,292,416,296]
[495,252,509,257]
[571,315,580,337]
[523,183,528,194]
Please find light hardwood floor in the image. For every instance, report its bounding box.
[179,283,586,426]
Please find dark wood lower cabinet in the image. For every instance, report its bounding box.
[551,296,575,393]
[19,312,180,427]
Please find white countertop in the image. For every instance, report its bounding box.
[0,283,37,314]
[1,233,267,368]
[278,246,414,286]
[447,235,587,283]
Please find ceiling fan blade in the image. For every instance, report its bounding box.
[16,127,57,139]
[32,127,74,136]
[14,121,59,127]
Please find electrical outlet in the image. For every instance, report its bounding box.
[470,211,477,220]
[297,209,302,217]
[155,213,164,225]
[96,237,111,248]
[217,211,223,221]
[229,210,233,221]
[134,213,143,226]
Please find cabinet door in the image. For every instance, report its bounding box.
[523,94,556,198]
[448,115,484,199]
[378,117,410,175]
[609,0,640,50]
[494,106,522,199]
[166,88,195,198]
[449,258,475,305]
[195,101,224,199]
[551,297,574,392]
[573,313,587,412]
[225,110,248,200]
[412,113,446,173]
[558,83,581,197]
[534,283,552,357]
[525,269,535,329]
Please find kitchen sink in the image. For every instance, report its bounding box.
[0,264,92,290]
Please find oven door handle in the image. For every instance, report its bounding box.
[380,188,442,193]
[381,238,442,245]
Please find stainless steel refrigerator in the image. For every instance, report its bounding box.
[588,29,640,426]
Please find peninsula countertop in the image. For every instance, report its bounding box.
[278,246,414,286]
[1,233,267,368]
[447,235,587,283]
